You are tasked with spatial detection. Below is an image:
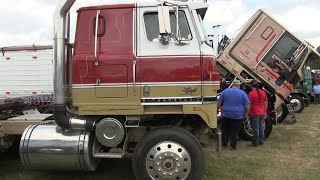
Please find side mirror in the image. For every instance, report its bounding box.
[158,4,171,45]
[158,4,171,35]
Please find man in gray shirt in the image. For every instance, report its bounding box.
[313,81,320,104]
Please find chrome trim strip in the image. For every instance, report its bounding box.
[73,83,128,88]
[142,102,203,105]
[138,55,213,58]
[72,81,220,88]
[140,81,220,85]
[203,96,218,98]
[132,7,136,95]
[133,60,136,94]
[141,96,217,105]
[141,96,201,100]
[246,15,266,40]
[94,10,101,66]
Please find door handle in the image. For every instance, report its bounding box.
[94,10,100,66]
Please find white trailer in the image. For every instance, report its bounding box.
[0,45,53,117]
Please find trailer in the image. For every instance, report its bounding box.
[0,45,53,152]
[0,45,54,117]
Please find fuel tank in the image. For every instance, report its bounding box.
[20,125,100,171]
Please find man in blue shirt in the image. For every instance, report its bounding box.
[218,79,250,150]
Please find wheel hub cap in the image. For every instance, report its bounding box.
[146,141,191,180]
[290,99,301,111]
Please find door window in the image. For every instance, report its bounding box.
[144,11,192,42]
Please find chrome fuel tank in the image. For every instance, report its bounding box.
[20,125,100,171]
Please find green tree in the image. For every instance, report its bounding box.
[306,46,320,69]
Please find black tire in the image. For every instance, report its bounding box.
[304,98,310,107]
[276,103,289,123]
[264,116,273,139]
[239,115,273,140]
[290,95,305,113]
[0,135,18,154]
[42,108,53,114]
[132,127,204,180]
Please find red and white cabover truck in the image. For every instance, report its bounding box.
[0,0,319,179]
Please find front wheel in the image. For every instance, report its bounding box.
[132,127,204,180]
[239,116,273,140]
[276,103,289,123]
[290,95,305,113]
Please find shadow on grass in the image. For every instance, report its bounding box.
[0,147,134,180]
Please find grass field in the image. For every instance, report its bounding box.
[1,105,320,180]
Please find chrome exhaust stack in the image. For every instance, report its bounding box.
[53,0,93,130]
[53,0,76,106]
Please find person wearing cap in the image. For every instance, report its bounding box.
[313,81,320,104]
[217,79,250,150]
[248,80,268,147]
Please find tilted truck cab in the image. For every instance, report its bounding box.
[217,9,320,112]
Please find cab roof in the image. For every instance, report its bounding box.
[78,1,209,18]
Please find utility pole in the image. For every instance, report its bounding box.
[212,25,222,55]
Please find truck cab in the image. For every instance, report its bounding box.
[71,2,219,129]
[216,9,320,112]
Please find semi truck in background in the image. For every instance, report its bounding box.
[0,0,319,179]
[0,45,53,119]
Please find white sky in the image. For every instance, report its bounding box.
[0,0,319,48]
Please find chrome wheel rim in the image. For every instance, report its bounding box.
[290,99,301,112]
[146,141,191,180]
[243,118,266,137]
[243,119,253,136]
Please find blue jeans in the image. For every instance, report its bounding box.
[315,94,320,104]
[250,115,264,145]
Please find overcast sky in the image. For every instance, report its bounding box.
[0,0,319,48]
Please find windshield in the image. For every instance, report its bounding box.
[262,33,307,86]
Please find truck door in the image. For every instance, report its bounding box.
[137,7,202,105]
[72,5,140,109]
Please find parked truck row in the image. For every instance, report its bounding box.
[1,0,320,179]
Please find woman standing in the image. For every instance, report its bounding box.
[248,80,268,147]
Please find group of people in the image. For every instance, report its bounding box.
[217,79,268,150]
